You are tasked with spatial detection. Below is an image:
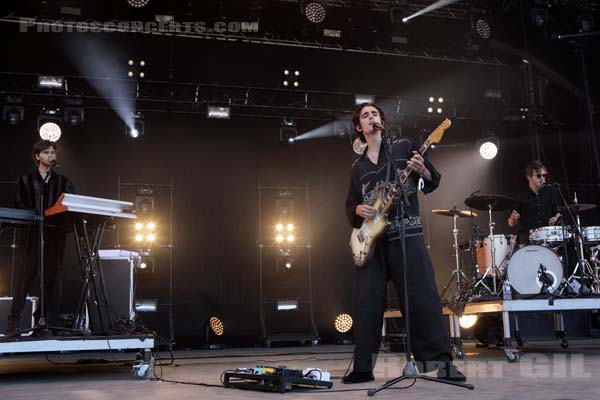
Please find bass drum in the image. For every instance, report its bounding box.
[507,245,563,295]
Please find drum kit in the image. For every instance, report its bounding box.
[437,193,600,302]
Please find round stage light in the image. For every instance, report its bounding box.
[285,261,292,269]
[127,0,150,8]
[130,128,140,138]
[286,224,294,232]
[284,69,290,76]
[135,234,144,242]
[128,59,134,66]
[429,97,434,103]
[283,80,289,87]
[287,235,295,243]
[140,262,148,269]
[147,222,156,231]
[39,122,62,142]
[294,70,300,77]
[334,313,353,333]
[276,234,284,243]
[479,139,498,160]
[305,2,326,24]
[135,222,143,230]
[476,19,491,40]
[459,314,478,329]
[438,97,444,103]
[276,223,284,232]
[293,81,299,87]
[427,107,433,113]
[209,317,224,336]
[128,71,134,77]
[147,233,156,242]
[140,60,146,67]
[139,72,145,78]
[437,108,443,114]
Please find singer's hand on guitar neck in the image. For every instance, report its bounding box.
[356,204,378,219]
[406,151,431,181]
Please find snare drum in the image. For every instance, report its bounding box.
[476,234,515,276]
[583,226,600,244]
[529,226,571,245]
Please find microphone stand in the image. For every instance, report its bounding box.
[367,178,474,396]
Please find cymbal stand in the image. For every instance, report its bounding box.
[440,209,469,300]
[473,204,499,295]
[564,193,597,294]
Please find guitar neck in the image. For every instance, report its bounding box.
[398,138,432,184]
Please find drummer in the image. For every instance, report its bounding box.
[508,161,560,244]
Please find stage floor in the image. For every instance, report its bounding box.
[1,341,600,399]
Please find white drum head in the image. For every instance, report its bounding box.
[507,245,563,295]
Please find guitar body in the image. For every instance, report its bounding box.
[350,188,390,267]
[347,118,451,268]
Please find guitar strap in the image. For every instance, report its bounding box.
[384,138,393,184]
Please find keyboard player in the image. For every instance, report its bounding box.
[5,140,76,334]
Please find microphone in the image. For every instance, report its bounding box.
[50,159,60,168]
[370,122,383,131]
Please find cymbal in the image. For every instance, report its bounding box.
[464,193,517,212]
[558,203,596,213]
[432,208,478,218]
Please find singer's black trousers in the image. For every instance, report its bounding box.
[8,227,66,327]
[352,233,453,373]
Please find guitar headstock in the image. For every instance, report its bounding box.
[428,118,451,145]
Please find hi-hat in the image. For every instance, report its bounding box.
[464,194,517,212]
[432,208,478,218]
[558,203,596,214]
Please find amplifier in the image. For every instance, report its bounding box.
[0,296,38,336]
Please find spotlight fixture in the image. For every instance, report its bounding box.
[136,256,155,274]
[459,314,478,329]
[127,0,150,8]
[475,18,491,39]
[135,186,154,214]
[276,248,294,273]
[478,136,499,160]
[437,108,443,114]
[65,107,84,126]
[209,316,224,336]
[38,108,63,141]
[276,299,298,311]
[127,58,147,78]
[280,118,297,143]
[38,75,64,89]
[282,69,300,88]
[334,313,353,333]
[2,105,24,125]
[126,112,145,138]
[135,299,158,313]
[207,105,230,119]
[304,1,326,24]
[355,94,375,105]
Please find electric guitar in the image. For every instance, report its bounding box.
[349,119,451,267]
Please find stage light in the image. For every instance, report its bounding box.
[126,113,145,138]
[355,94,375,105]
[284,261,292,269]
[128,71,134,77]
[286,224,294,232]
[437,108,443,114]
[275,223,284,232]
[276,234,284,243]
[147,222,156,231]
[427,107,433,113]
[127,0,150,8]
[475,19,491,39]
[139,72,145,78]
[65,107,84,126]
[207,106,230,119]
[140,60,146,67]
[438,97,444,103]
[135,234,144,242]
[478,137,499,160]
[276,299,298,311]
[209,316,224,336]
[429,97,434,103]
[135,299,158,313]
[280,119,297,142]
[287,235,295,243]
[459,314,478,329]
[334,313,353,333]
[136,186,154,213]
[135,222,143,230]
[39,122,62,142]
[293,81,299,87]
[38,75,63,89]
[284,69,290,76]
[136,256,155,274]
[283,80,289,87]
[147,233,156,242]
[294,71,300,77]
[305,2,326,24]
[2,105,24,125]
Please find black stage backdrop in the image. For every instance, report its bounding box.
[1,30,597,343]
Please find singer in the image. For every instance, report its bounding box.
[508,160,560,244]
[5,140,76,334]
[343,103,465,383]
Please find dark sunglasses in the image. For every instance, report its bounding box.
[535,173,548,179]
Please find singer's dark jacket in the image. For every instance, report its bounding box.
[345,138,440,229]
[15,169,76,211]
